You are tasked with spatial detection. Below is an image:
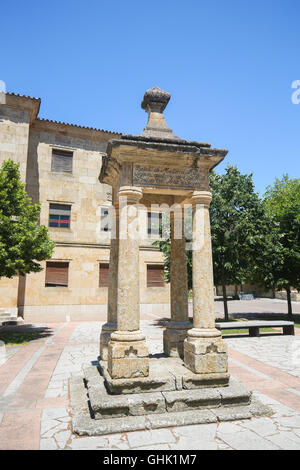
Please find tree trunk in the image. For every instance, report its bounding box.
[222,283,229,321]
[286,286,293,320]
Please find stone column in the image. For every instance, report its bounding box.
[99,205,119,360]
[108,186,149,379]
[164,208,191,357]
[184,191,229,384]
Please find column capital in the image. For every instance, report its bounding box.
[190,190,212,207]
[118,186,143,204]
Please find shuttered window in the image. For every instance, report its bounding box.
[45,262,69,287]
[51,149,73,173]
[147,264,165,287]
[99,263,109,287]
[49,203,71,228]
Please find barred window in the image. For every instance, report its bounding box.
[49,203,71,228]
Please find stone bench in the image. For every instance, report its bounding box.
[215,320,295,337]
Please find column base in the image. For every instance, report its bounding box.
[184,328,229,380]
[108,330,149,379]
[99,322,117,360]
[163,321,191,358]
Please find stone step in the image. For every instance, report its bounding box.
[84,365,252,420]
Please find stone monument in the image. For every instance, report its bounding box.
[70,88,271,435]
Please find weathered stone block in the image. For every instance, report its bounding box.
[107,340,149,379]
[88,379,166,419]
[182,372,230,389]
[220,380,252,406]
[100,359,176,395]
[184,336,228,376]
[162,388,221,412]
[99,330,112,361]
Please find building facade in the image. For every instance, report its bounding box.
[0,93,170,322]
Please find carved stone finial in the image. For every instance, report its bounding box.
[141,86,171,114]
[140,86,180,140]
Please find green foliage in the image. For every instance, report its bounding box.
[210,165,268,289]
[0,331,41,345]
[0,159,55,278]
[253,175,300,292]
[153,167,300,318]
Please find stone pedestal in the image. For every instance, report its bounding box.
[184,192,228,383]
[107,187,149,379]
[164,209,191,357]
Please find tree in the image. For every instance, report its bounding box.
[210,165,268,320]
[0,159,55,279]
[252,175,300,318]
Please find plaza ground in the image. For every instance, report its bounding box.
[0,298,300,450]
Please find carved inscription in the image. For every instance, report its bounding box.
[133,165,206,190]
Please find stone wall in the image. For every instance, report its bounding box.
[0,94,170,320]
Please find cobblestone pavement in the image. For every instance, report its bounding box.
[0,298,300,450]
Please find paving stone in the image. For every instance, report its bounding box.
[105,434,130,450]
[43,408,69,420]
[239,417,278,436]
[40,437,58,450]
[276,415,300,429]
[136,444,171,450]
[271,404,299,417]
[42,421,69,438]
[40,419,60,436]
[217,422,243,434]
[69,436,108,449]
[172,422,217,441]
[127,428,176,448]
[56,430,71,449]
[266,433,300,450]
[170,439,219,450]
[220,429,280,450]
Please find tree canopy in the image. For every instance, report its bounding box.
[252,175,300,317]
[0,159,55,278]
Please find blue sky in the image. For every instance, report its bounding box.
[1,0,299,194]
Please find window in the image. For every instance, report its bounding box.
[45,262,69,287]
[147,264,165,287]
[51,149,73,173]
[49,203,71,228]
[99,263,109,287]
[147,212,162,236]
[100,207,111,232]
